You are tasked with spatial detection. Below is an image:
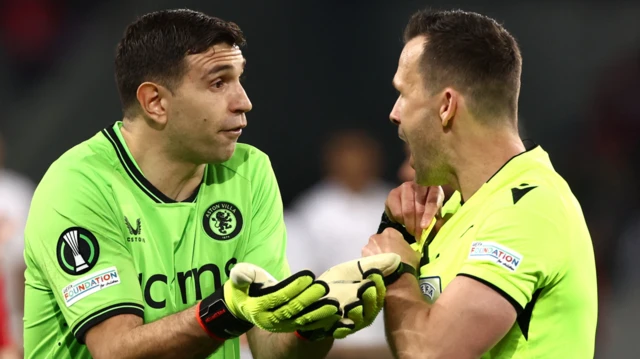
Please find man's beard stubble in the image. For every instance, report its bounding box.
[414,138,449,187]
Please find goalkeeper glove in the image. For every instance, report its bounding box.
[296,253,416,341]
[196,263,341,340]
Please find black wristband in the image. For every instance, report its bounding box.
[377,212,416,244]
[384,262,418,286]
[197,289,254,340]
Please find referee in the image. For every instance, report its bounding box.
[363,9,597,358]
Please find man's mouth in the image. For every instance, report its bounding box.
[221,124,246,137]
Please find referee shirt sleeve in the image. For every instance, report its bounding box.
[24,166,144,344]
[457,190,568,313]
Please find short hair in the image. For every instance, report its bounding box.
[115,9,246,115]
[404,9,522,120]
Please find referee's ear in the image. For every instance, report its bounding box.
[136,81,170,126]
[439,88,458,128]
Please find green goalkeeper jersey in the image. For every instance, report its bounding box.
[417,145,597,358]
[23,122,291,358]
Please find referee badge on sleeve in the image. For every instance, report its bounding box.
[419,276,442,303]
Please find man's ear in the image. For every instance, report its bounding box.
[439,88,458,128]
[136,82,172,125]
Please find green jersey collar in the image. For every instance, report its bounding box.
[102,122,201,204]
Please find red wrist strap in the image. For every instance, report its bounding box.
[195,301,226,342]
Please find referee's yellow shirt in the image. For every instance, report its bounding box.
[418,145,597,358]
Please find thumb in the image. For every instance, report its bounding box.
[318,254,401,282]
[230,263,277,289]
[357,253,401,277]
[318,258,364,282]
[421,186,443,228]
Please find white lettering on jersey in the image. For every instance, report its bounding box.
[468,241,523,272]
[61,266,121,307]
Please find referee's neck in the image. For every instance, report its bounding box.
[451,132,525,203]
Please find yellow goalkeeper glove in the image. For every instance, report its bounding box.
[295,253,416,341]
[196,263,340,340]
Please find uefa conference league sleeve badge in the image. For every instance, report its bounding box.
[56,227,100,276]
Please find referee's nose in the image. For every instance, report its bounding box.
[390,95,402,126]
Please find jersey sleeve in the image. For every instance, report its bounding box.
[457,191,568,313]
[241,153,291,281]
[24,165,144,343]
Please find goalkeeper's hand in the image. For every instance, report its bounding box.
[196,263,341,340]
[295,253,416,341]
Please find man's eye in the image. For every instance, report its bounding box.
[212,80,224,89]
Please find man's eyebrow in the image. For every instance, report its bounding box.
[202,59,247,79]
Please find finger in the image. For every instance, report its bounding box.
[359,280,382,324]
[231,263,275,290]
[252,270,317,309]
[294,311,342,331]
[421,186,443,228]
[385,187,403,223]
[257,285,338,331]
[414,184,429,231]
[358,252,401,277]
[270,282,331,320]
[401,183,416,235]
[365,274,386,320]
[344,304,365,329]
[332,318,356,339]
[289,298,342,327]
[339,279,376,327]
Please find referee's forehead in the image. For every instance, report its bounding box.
[395,37,425,87]
[401,37,425,70]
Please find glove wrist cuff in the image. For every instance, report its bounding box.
[196,289,254,340]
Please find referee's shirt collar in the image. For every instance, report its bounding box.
[459,142,551,208]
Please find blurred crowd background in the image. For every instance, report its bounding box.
[0,0,639,358]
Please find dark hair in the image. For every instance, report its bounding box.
[404,9,522,120]
[115,9,246,115]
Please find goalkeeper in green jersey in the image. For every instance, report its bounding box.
[22,9,407,359]
[364,9,597,359]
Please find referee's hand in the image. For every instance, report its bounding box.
[384,183,444,236]
[363,228,420,270]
